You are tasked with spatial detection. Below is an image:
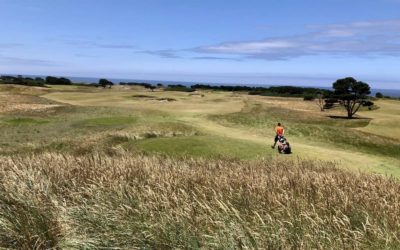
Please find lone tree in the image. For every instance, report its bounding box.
[332,77,371,119]
[375,92,383,98]
[99,78,113,88]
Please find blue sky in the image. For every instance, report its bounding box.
[1,0,400,89]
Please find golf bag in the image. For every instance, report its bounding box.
[277,136,292,154]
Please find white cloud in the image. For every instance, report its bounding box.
[194,19,400,60]
[139,50,181,59]
[203,40,296,54]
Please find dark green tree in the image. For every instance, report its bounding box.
[99,78,113,88]
[45,76,58,84]
[332,77,371,118]
[45,76,71,85]
[362,100,375,110]
[14,75,24,84]
[375,92,383,98]
[59,77,71,85]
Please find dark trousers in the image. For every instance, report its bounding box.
[273,135,280,146]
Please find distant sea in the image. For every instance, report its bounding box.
[4,74,400,98]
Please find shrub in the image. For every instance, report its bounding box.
[303,95,315,101]
[46,76,72,85]
[324,98,338,109]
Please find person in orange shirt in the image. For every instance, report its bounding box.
[271,122,284,149]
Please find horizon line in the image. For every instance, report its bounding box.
[1,72,400,91]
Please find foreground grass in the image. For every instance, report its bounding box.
[0,152,399,249]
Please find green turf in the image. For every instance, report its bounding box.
[126,135,271,159]
[77,116,139,127]
[4,117,50,125]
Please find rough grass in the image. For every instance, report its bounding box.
[0,153,399,249]
[0,103,206,157]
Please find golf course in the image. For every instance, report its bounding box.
[3,0,400,248]
[0,83,399,249]
[1,84,399,175]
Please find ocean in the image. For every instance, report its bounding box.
[370,89,400,98]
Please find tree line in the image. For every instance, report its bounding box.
[191,84,334,97]
[0,75,114,88]
[0,75,72,87]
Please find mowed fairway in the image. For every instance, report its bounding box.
[1,84,399,176]
[357,99,400,140]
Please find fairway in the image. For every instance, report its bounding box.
[356,99,400,140]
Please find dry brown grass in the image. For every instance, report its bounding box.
[0,93,61,114]
[0,152,399,249]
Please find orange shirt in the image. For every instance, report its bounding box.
[275,126,284,136]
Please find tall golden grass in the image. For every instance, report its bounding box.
[0,153,399,249]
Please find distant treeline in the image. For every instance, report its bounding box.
[119,82,157,90]
[0,75,72,87]
[166,84,195,92]
[135,82,334,97]
[0,75,47,87]
[191,84,333,97]
[192,84,256,92]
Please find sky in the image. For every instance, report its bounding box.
[1,0,400,89]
